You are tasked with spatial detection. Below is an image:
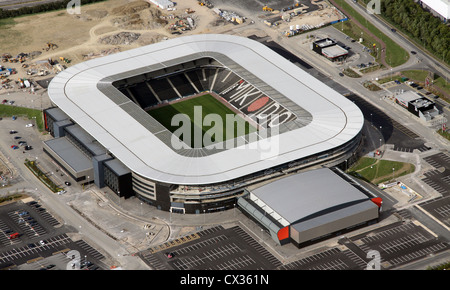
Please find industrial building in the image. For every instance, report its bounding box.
[146,0,174,10]
[46,34,364,214]
[238,167,382,248]
[311,38,348,61]
[418,0,450,22]
[395,91,440,121]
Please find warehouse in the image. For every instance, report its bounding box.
[146,0,174,10]
[238,167,382,248]
[419,0,450,22]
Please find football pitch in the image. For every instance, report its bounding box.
[147,94,257,148]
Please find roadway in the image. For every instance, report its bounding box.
[345,0,450,79]
[0,116,150,269]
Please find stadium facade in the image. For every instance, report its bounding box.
[45,34,364,214]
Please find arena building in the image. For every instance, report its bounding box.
[238,167,382,247]
[45,34,364,214]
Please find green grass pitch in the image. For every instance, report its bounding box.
[147,94,257,148]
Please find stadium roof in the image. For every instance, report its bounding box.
[47,34,363,185]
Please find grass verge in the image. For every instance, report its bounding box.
[348,157,415,184]
[331,0,409,67]
[24,160,63,193]
[437,129,450,142]
[0,104,44,131]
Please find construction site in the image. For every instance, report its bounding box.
[0,0,347,94]
[259,0,347,37]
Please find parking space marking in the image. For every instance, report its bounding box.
[388,243,449,266]
[0,234,71,265]
[379,233,431,255]
[215,255,256,270]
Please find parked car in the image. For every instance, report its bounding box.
[9,130,17,134]
[2,99,7,104]
[11,145,19,149]
[65,181,71,186]
[25,124,33,128]
[24,145,33,151]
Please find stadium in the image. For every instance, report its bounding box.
[44,34,364,215]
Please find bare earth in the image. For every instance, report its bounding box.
[0,0,343,82]
[0,0,239,78]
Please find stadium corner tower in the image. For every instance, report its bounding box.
[45,34,364,214]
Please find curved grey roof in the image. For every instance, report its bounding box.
[47,34,363,185]
[250,168,374,225]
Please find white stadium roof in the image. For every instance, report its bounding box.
[48,34,363,185]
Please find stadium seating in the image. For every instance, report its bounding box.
[115,65,248,109]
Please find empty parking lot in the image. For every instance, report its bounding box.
[422,153,450,196]
[138,225,282,270]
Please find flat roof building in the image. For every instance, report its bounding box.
[238,167,382,247]
[419,0,450,22]
[395,91,440,121]
[311,38,348,61]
